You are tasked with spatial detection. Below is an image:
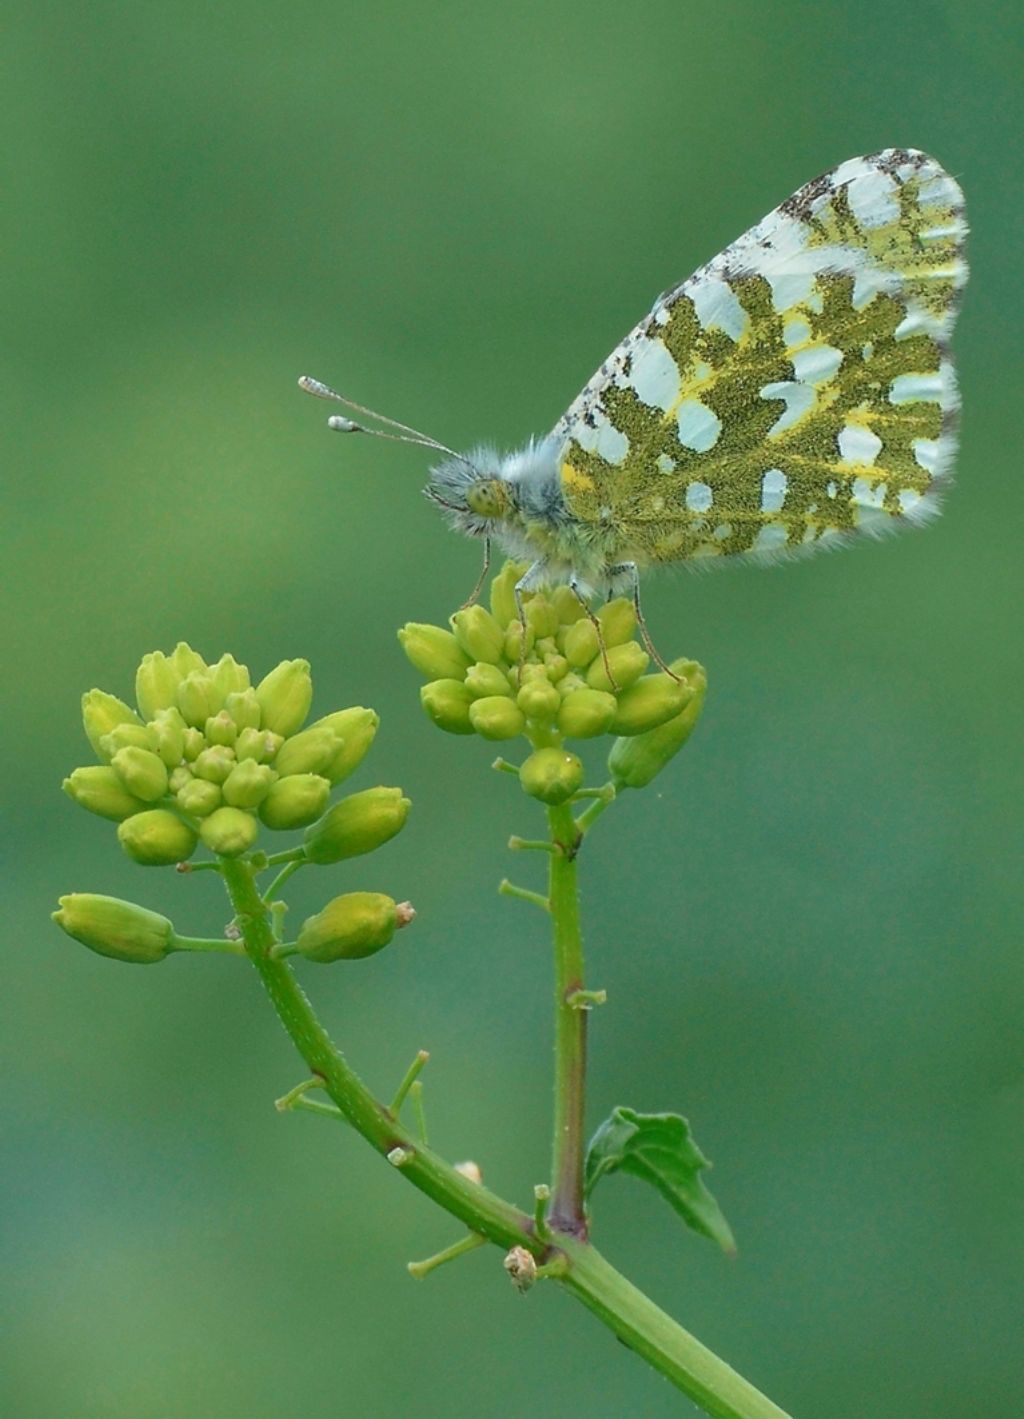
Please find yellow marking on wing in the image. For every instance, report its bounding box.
[561,461,595,494]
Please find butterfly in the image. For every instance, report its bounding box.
[301,149,967,660]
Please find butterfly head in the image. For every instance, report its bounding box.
[424,449,512,538]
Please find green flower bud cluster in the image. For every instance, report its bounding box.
[399,562,707,802]
[64,642,386,865]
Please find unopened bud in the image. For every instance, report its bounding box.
[586,641,649,693]
[420,679,475,735]
[110,746,169,802]
[182,727,205,761]
[398,623,472,681]
[469,696,526,741]
[296,891,406,962]
[199,806,259,857]
[519,747,584,805]
[176,778,222,817]
[118,809,198,866]
[151,707,187,767]
[63,766,148,821]
[557,688,617,738]
[489,560,526,628]
[81,690,143,760]
[176,672,216,728]
[503,1246,537,1293]
[517,679,561,723]
[466,661,514,699]
[235,726,272,762]
[205,711,238,748]
[208,653,251,701]
[193,745,235,784]
[224,688,262,730]
[609,674,691,736]
[169,641,207,680]
[303,787,410,864]
[222,759,277,809]
[454,1160,483,1184]
[451,604,506,664]
[99,723,158,757]
[597,598,637,648]
[259,773,331,829]
[272,725,340,778]
[562,618,600,669]
[53,893,176,964]
[309,707,379,783]
[608,661,707,788]
[524,596,559,640]
[503,620,534,664]
[255,659,313,737]
[168,764,192,793]
[135,651,182,720]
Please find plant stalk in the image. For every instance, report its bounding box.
[546,800,588,1237]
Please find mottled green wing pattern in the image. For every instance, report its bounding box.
[553,150,967,565]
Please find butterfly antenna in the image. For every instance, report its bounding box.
[298,375,463,459]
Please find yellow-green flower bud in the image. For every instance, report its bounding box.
[503,620,534,664]
[272,725,340,778]
[225,688,261,730]
[199,806,259,857]
[303,787,410,864]
[542,652,570,683]
[193,745,235,784]
[597,598,637,648]
[557,672,588,699]
[99,723,158,757]
[586,642,649,694]
[222,759,277,808]
[176,778,222,817]
[170,641,207,680]
[63,766,149,821]
[309,707,379,783]
[451,605,506,664]
[609,673,691,736]
[524,596,559,640]
[111,746,169,802]
[259,773,331,829]
[53,893,175,965]
[205,711,237,748]
[398,624,472,681]
[81,690,143,760]
[254,659,313,737]
[550,586,585,625]
[208,653,250,701]
[296,892,411,963]
[562,619,600,669]
[469,697,526,741]
[489,560,526,627]
[182,727,205,761]
[420,679,475,735]
[557,688,618,738]
[176,672,216,728]
[168,764,192,793]
[236,726,270,762]
[608,661,707,788]
[519,748,584,805]
[135,652,181,720]
[466,661,514,699]
[118,810,198,866]
[151,707,187,767]
[517,679,561,723]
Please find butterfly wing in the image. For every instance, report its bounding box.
[553,149,968,565]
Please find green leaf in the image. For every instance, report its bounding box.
[584,1106,736,1254]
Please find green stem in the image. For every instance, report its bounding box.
[217,855,791,1419]
[172,935,247,955]
[546,800,588,1238]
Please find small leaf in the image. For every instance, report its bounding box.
[584,1106,735,1254]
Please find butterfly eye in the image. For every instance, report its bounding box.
[465,480,508,519]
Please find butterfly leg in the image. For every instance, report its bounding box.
[513,561,549,683]
[568,577,619,692]
[459,537,491,610]
[606,562,680,682]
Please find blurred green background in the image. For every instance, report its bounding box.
[3,1,1021,1415]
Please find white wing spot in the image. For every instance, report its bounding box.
[846,167,900,227]
[837,423,883,466]
[752,523,788,553]
[689,277,748,342]
[766,269,815,312]
[783,318,812,347]
[685,481,714,513]
[852,476,888,510]
[656,452,676,474]
[912,437,940,473]
[713,523,732,540]
[826,480,838,499]
[676,399,722,452]
[760,380,816,436]
[898,489,923,514]
[625,336,680,413]
[760,467,788,512]
[862,341,874,360]
[889,372,944,405]
[791,344,843,384]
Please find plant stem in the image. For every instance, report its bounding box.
[218,855,792,1419]
[546,800,588,1237]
